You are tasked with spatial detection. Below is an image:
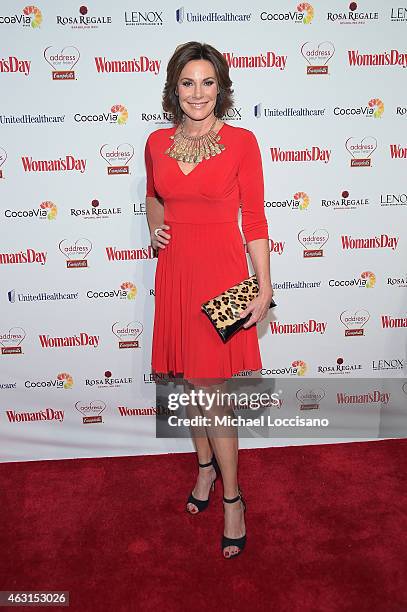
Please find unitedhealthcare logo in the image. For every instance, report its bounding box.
[176,7,184,22]
[254,103,262,118]
[8,289,15,303]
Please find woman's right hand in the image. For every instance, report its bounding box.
[151,224,171,249]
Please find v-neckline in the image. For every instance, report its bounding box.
[172,123,226,177]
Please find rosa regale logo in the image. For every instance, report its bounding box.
[57,372,74,389]
[297,3,314,24]
[293,192,310,210]
[120,282,137,300]
[43,45,80,77]
[368,98,384,118]
[40,201,57,220]
[23,5,42,28]
[111,104,128,125]
[361,271,376,288]
[292,360,308,376]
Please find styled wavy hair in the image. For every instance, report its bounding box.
[162,41,234,125]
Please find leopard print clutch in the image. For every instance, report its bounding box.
[201,274,276,343]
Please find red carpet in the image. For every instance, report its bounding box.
[1,439,407,612]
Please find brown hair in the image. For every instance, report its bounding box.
[162,41,234,125]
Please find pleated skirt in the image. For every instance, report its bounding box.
[151,220,263,380]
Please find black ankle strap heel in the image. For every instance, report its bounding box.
[222,488,247,558]
[186,454,219,514]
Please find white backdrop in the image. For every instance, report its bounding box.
[1,0,406,462]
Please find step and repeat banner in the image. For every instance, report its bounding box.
[1,0,406,462]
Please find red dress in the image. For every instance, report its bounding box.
[144,123,269,379]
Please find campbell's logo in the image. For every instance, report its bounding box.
[124,10,164,26]
[270,319,326,335]
[24,372,74,389]
[100,143,134,175]
[94,56,161,75]
[0,56,31,76]
[21,154,86,173]
[39,332,100,349]
[105,245,155,261]
[0,146,7,178]
[329,271,376,288]
[56,6,112,29]
[112,321,143,349]
[222,51,287,71]
[345,136,377,166]
[0,5,42,28]
[270,146,331,163]
[381,315,407,329]
[334,98,384,118]
[298,229,329,257]
[321,189,369,210]
[43,45,80,80]
[86,282,137,300]
[265,192,310,210]
[328,2,378,24]
[4,200,57,221]
[74,105,128,125]
[59,238,92,268]
[296,388,325,410]
[348,49,407,69]
[341,234,399,251]
[261,3,314,24]
[340,309,370,336]
[0,326,26,355]
[390,144,407,159]
[75,400,106,425]
[301,41,335,74]
[0,248,47,266]
[260,360,308,376]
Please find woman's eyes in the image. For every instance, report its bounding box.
[181,81,215,87]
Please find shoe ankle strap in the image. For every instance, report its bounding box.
[223,493,241,504]
[198,457,214,468]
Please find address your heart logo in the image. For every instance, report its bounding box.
[43,46,80,71]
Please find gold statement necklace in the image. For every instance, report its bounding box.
[164,117,226,164]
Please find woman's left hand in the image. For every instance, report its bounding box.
[239,287,274,328]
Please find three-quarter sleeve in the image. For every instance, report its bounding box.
[144,135,157,198]
[237,130,269,244]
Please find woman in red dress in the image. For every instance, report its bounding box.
[145,42,273,558]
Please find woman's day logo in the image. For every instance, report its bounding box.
[112,322,143,348]
[59,238,92,268]
[340,309,370,336]
[99,143,134,174]
[0,327,26,354]
[298,229,329,257]
[345,136,377,166]
[43,46,80,80]
[301,41,335,74]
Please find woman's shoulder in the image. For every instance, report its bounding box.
[223,123,259,144]
[145,125,176,146]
